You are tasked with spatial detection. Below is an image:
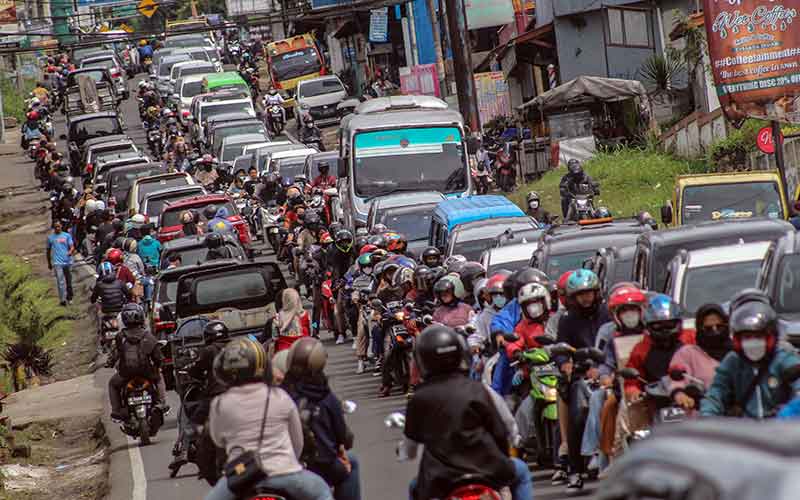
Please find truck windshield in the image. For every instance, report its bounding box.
[682,182,783,224]
[272,48,321,81]
[681,260,763,315]
[353,127,467,198]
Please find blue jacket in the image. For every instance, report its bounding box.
[700,349,800,419]
[137,235,161,267]
[489,299,521,395]
[489,299,521,336]
[138,45,154,58]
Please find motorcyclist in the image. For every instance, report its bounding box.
[195,154,219,189]
[559,160,599,218]
[204,337,333,500]
[556,269,611,350]
[263,87,286,126]
[457,262,486,308]
[90,261,131,317]
[137,234,162,269]
[108,303,168,421]
[419,246,442,268]
[700,290,800,418]
[431,276,475,328]
[106,248,137,289]
[138,39,154,70]
[205,232,233,261]
[526,191,553,225]
[310,161,336,191]
[470,272,508,350]
[401,325,533,500]
[283,338,362,500]
[299,114,321,144]
[258,172,282,206]
[325,229,356,344]
[169,320,230,474]
[509,281,551,359]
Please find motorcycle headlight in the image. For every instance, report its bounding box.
[394,311,405,321]
[543,386,558,401]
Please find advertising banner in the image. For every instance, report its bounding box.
[399,64,440,97]
[703,0,800,125]
[474,72,511,126]
[0,0,15,24]
[369,7,389,43]
[465,0,514,30]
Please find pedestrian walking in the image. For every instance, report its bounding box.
[46,220,75,306]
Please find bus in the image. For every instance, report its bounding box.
[266,33,326,107]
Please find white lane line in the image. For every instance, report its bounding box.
[127,436,148,500]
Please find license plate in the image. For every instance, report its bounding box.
[392,325,407,335]
[128,394,152,405]
[269,227,278,233]
[105,331,117,339]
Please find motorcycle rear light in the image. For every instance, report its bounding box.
[111,71,120,78]
[155,320,176,332]
[86,163,93,173]
[250,497,281,500]
[447,485,501,500]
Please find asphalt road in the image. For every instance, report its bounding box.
[51,76,602,500]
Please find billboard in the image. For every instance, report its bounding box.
[226,0,275,16]
[474,72,510,127]
[0,0,14,24]
[703,0,800,126]
[399,64,440,97]
[465,0,514,30]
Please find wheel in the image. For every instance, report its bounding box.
[139,417,151,446]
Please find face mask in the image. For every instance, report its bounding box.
[741,338,767,362]
[237,176,246,182]
[619,310,641,329]
[526,302,545,319]
[529,201,539,210]
[204,165,212,172]
[363,266,373,275]
[492,295,507,309]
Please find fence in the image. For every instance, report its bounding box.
[661,109,729,158]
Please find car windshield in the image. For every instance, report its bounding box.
[379,208,435,241]
[83,58,116,70]
[72,70,104,83]
[144,190,200,218]
[160,58,189,76]
[73,118,122,142]
[546,250,597,280]
[223,142,258,161]
[299,79,344,98]
[682,260,763,315]
[109,168,163,208]
[353,127,467,197]
[271,48,321,81]
[487,258,530,276]
[195,272,266,305]
[174,244,238,267]
[277,159,306,183]
[181,80,204,98]
[775,255,800,313]
[162,201,235,227]
[181,66,214,79]
[214,124,266,151]
[160,279,179,303]
[682,182,784,223]
[91,144,135,163]
[257,145,301,170]
[137,177,190,202]
[201,101,254,123]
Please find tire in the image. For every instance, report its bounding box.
[139,417,151,446]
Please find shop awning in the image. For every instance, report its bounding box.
[519,76,649,111]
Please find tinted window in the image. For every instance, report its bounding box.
[271,48,321,81]
[144,190,202,218]
[546,250,597,280]
[611,258,634,285]
[73,118,122,141]
[162,201,236,228]
[298,79,344,98]
[277,159,306,183]
[181,80,204,98]
[214,124,267,151]
[195,272,266,305]
[487,258,529,276]
[172,243,239,267]
[379,209,434,241]
[160,58,190,76]
[181,66,214,78]
[681,260,762,315]
[201,102,254,123]
[83,58,116,70]
[776,255,800,313]
[682,182,783,223]
[137,177,190,202]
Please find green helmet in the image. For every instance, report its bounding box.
[357,253,372,267]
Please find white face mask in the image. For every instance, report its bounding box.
[529,201,539,210]
[363,266,373,275]
[741,338,767,362]
[619,310,641,329]
[526,302,545,319]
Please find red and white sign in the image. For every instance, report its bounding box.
[756,126,783,155]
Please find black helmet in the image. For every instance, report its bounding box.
[120,303,145,328]
[203,320,229,345]
[213,337,269,387]
[503,268,525,301]
[433,277,456,301]
[354,236,368,254]
[415,325,466,379]
[303,211,321,229]
[567,159,583,176]
[414,265,435,291]
[421,247,442,267]
[263,172,279,186]
[514,267,550,297]
[335,228,353,246]
[367,234,387,249]
[317,161,330,173]
[287,337,328,378]
[731,299,777,336]
[328,222,343,235]
[205,232,224,249]
[203,204,218,220]
[459,262,486,294]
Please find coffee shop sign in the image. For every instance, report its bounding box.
[711,3,797,39]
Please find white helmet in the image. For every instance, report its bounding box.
[30,97,40,107]
[517,282,551,311]
[131,213,146,225]
[95,200,106,211]
[85,199,97,213]
[162,108,172,117]
[138,81,147,89]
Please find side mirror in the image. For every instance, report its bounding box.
[533,335,554,346]
[95,184,106,194]
[660,204,673,224]
[337,157,348,178]
[618,367,640,380]
[384,412,406,429]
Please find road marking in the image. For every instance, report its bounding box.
[126,436,148,500]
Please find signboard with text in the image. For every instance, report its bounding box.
[399,64,440,97]
[0,0,15,24]
[465,0,514,30]
[474,72,511,127]
[703,0,800,126]
[369,7,388,43]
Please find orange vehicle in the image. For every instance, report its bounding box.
[266,33,326,107]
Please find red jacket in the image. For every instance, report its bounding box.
[311,175,336,190]
[275,311,310,352]
[115,264,136,287]
[507,318,545,359]
[624,329,696,396]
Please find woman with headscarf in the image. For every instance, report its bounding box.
[180,210,202,236]
[669,303,732,411]
[273,288,310,353]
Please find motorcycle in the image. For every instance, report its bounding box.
[566,192,596,222]
[145,123,162,159]
[471,163,492,195]
[372,299,414,393]
[117,375,165,446]
[143,57,153,75]
[261,205,282,250]
[300,123,325,151]
[264,103,285,136]
[493,142,516,192]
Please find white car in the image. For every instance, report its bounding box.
[175,74,209,125]
[480,242,539,276]
[664,240,771,329]
[294,75,348,127]
[168,60,217,96]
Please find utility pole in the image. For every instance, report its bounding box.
[425,0,446,97]
[772,120,790,210]
[443,0,478,131]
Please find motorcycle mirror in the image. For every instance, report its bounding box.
[384,412,406,429]
[534,335,554,346]
[668,368,687,381]
[618,367,640,380]
[548,343,575,357]
[502,332,519,343]
[370,298,383,309]
[422,314,433,325]
[342,400,357,414]
[464,324,476,334]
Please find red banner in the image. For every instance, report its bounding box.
[0,0,15,24]
[703,0,800,126]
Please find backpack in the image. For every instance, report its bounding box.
[296,397,321,464]
[118,332,152,378]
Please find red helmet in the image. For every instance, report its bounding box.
[486,273,508,294]
[557,271,574,305]
[107,248,123,265]
[359,244,378,255]
[27,111,39,120]
[608,283,646,312]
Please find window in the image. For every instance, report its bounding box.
[606,7,652,48]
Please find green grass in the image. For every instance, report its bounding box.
[509,147,711,218]
[0,77,35,124]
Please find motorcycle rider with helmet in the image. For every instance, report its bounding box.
[431,276,475,328]
[283,338,362,500]
[559,160,599,218]
[299,114,322,145]
[169,320,231,475]
[401,325,533,500]
[205,232,233,260]
[310,161,336,191]
[700,290,800,418]
[326,229,356,344]
[108,303,168,421]
[458,262,486,308]
[204,337,333,500]
[263,86,286,129]
[526,191,553,225]
[90,261,131,318]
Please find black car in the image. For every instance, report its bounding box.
[758,231,800,347]
[588,245,638,295]
[532,218,651,281]
[159,234,246,269]
[633,218,794,293]
[66,112,125,172]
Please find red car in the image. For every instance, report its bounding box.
[157,194,252,249]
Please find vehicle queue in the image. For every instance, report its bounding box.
[26,23,800,500]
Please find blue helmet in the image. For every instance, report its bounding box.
[565,269,600,297]
[99,261,114,277]
[643,293,682,343]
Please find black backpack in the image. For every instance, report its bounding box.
[296,397,321,464]
[118,332,152,378]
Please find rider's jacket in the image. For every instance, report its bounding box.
[556,303,612,350]
[90,273,129,314]
[700,348,800,419]
[264,93,284,106]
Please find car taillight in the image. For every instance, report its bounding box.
[273,80,282,89]
[111,71,120,78]
[158,230,181,243]
[319,66,327,76]
[155,320,176,333]
[86,163,93,173]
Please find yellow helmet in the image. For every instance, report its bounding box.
[139,39,147,46]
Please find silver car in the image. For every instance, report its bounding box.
[81,54,129,99]
[294,75,348,127]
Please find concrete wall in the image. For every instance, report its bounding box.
[661,109,729,158]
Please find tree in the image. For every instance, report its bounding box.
[669,11,707,111]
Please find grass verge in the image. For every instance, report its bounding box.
[509,147,711,218]
[0,77,35,124]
